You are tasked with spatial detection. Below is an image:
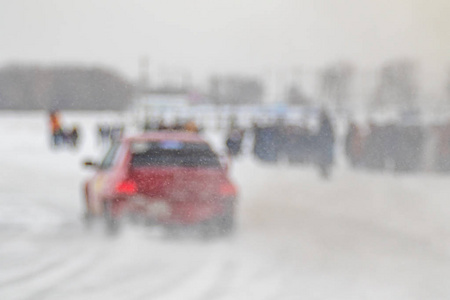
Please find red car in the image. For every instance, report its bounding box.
[83,131,237,236]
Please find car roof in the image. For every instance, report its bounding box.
[124,131,206,143]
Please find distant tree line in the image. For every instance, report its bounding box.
[0,61,446,110]
[0,65,133,110]
[280,60,422,110]
[206,60,423,109]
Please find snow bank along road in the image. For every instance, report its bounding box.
[1,112,450,300]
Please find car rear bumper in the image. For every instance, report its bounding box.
[115,195,235,224]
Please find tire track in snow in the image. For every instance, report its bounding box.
[2,239,108,300]
[69,257,200,299]
[125,242,235,300]
[0,256,74,288]
[127,261,212,300]
[194,260,237,300]
[222,259,286,300]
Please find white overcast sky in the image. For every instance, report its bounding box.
[1,0,449,83]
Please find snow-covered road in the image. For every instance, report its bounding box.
[1,112,450,300]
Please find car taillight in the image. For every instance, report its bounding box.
[219,183,236,196]
[116,180,137,195]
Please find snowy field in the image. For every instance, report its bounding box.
[1,111,450,300]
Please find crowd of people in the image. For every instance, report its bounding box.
[49,110,79,148]
[50,109,450,176]
[97,124,124,145]
[225,111,336,178]
[223,112,450,178]
[142,119,201,133]
[345,121,450,173]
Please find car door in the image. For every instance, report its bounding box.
[88,143,121,214]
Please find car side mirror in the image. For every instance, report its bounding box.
[83,159,98,168]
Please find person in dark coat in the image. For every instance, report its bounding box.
[315,111,335,178]
[69,126,79,148]
[253,125,280,163]
[345,122,364,168]
[98,124,111,145]
[226,129,243,157]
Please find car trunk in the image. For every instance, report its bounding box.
[129,167,224,202]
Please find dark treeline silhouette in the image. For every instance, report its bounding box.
[0,65,133,110]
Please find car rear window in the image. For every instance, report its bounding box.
[130,141,221,168]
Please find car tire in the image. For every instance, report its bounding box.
[104,201,120,235]
[217,210,235,237]
[200,205,235,239]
